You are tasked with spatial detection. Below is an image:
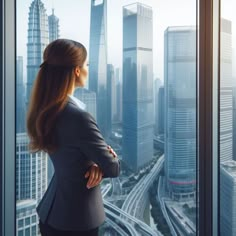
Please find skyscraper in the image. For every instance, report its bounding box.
[107,64,115,135]
[122,3,154,172]
[74,88,97,120]
[115,68,122,123]
[154,78,162,136]
[220,161,236,236]
[16,56,26,133]
[48,8,59,42]
[89,0,108,137]
[157,86,164,137]
[16,200,38,236]
[220,18,233,162]
[164,26,196,200]
[26,0,49,109]
[16,133,48,202]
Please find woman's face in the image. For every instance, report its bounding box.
[75,58,89,88]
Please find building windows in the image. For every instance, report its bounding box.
[1,0,231,235]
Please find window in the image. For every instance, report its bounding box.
[2,0,223,235]
[220,0,235,235]
[15,1,198,235]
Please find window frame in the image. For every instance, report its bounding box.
[1,0,16,236]
[198,0,220,235]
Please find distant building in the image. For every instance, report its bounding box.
[220,18,233,162]
[16,200,38,236]
[122,3,154,172]
[74,88,97,120]
[89,0,108,138]
[154,78,162,135]
[164,26,196,200]
[107,64,115,135]
[157,86,164,136]
[16,133,48,203]
[26,0,49,110]
[48,8,59,42]
[220,161,236,236]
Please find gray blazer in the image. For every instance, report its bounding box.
[36,95,121,231]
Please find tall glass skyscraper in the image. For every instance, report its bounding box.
[122,3,154,172]
[164,26,196,200]
[89,0,108,137]
[16,133,48,203]
[220,161,236,236]
[48,8,59,42]
[220,18,233,163]
[107,63,114,134]
[26,0,49,109]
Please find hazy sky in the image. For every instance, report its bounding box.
[17,0,235,81]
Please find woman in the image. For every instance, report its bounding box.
[26,39,121,236]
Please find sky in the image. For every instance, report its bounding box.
[17,0,235,82]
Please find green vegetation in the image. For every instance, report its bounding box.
[148,178,172,236]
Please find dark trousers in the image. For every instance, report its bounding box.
[39,220,99,236]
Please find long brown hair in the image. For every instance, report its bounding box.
[26,39,87,155]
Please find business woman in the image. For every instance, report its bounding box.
[26,39,121,236]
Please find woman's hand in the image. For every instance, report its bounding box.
[84,163,104,189]
[107,145,117,158]
[84,146,117,189]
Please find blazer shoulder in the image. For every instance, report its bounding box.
[58,102,95,124]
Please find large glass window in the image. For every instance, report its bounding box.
[16,0,197,235]
[220,0,236,235]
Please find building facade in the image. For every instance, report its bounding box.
[26,0,49,110]
[164,26,196,200]
[89,0,108,138]
[122,3,154,172]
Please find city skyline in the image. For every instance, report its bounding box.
[15,0,235,235]
[17,0,198,82]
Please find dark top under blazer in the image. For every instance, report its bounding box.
[36,96,121,231]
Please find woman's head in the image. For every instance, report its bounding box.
[26,39,88,155]
[41,38,89,89]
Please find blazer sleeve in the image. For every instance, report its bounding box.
[73,110,121,178]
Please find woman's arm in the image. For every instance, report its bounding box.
[73,110,121,178]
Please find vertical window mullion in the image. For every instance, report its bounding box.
[2,0,16,236]
[198,0,220,235]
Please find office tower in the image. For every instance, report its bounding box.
[89,0,108,137]
[154,78,162,136]
[16,56,26,133]
[74,88,97,120]
[26,0,49,109]
[164,26,196,200]
[115,68,122,123]
[16,200,38,236]
[233,86,236,161]
[16,133,48,203]
[48,8,59,42]
[220,18,233,162]
[157,86,165,137]
[112,67,119,123]
[122,3,154,172]
[107,64,114,134]
[220,161,236,236]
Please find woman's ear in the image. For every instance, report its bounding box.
[74,66,80,77]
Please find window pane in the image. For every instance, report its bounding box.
[16,0,197,235]
[220,0,236,236]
